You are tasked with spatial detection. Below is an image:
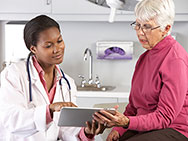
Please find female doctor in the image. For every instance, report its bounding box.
[0,15,104,140]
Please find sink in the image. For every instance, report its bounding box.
[77,85,116,91]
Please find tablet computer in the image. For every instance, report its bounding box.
[58,107,115,127]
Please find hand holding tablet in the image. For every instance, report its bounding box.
[58,107,115,127]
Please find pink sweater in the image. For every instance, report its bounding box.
[114,35,188,138]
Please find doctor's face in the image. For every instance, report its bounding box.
[30,27,65,66]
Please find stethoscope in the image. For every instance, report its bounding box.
[26,54,71,103]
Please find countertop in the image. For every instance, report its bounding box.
[76,85,131,99]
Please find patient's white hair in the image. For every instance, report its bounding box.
[135,0,175,35]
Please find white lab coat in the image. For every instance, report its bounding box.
[0,58,82,141]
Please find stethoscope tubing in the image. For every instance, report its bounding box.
[27,55,32,102]
[59,69,71,102]
[27,54,71,103]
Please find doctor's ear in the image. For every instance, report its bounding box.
[30,45,37,54]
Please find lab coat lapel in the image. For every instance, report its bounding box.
[29,58,50,104]
[53,82,62,103]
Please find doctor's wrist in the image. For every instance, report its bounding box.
[49,104,54,118]
[84,128,95,139]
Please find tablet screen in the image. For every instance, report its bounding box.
[58,107,115,127]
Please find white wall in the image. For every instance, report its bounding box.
[0,21,5,72]
[1,21,188,87]
[59,21,188,87]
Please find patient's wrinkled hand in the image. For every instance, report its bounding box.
[93,105,129,128]
[84,120,106,138]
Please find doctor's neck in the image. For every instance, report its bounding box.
[38,61,55,75]
[32,55,55,74]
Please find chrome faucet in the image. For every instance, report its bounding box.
[95,75,101,88]
[78,48,101,88]
[83,48,93,84]
[78,75,86,87]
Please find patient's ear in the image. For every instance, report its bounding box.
[30,45,37,54]
[163,25,171,36]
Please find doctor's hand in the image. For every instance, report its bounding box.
[49,102,77,113]
[93,105,130,128]
[84,120,106,137]
[106,130,120,141]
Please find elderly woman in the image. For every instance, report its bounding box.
[94,0,188,140]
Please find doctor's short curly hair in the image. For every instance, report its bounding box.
[24,15,60,51]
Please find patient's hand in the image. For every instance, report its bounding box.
[93,105,129,128]
[84,120,106,137]
[49,102,77,113]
